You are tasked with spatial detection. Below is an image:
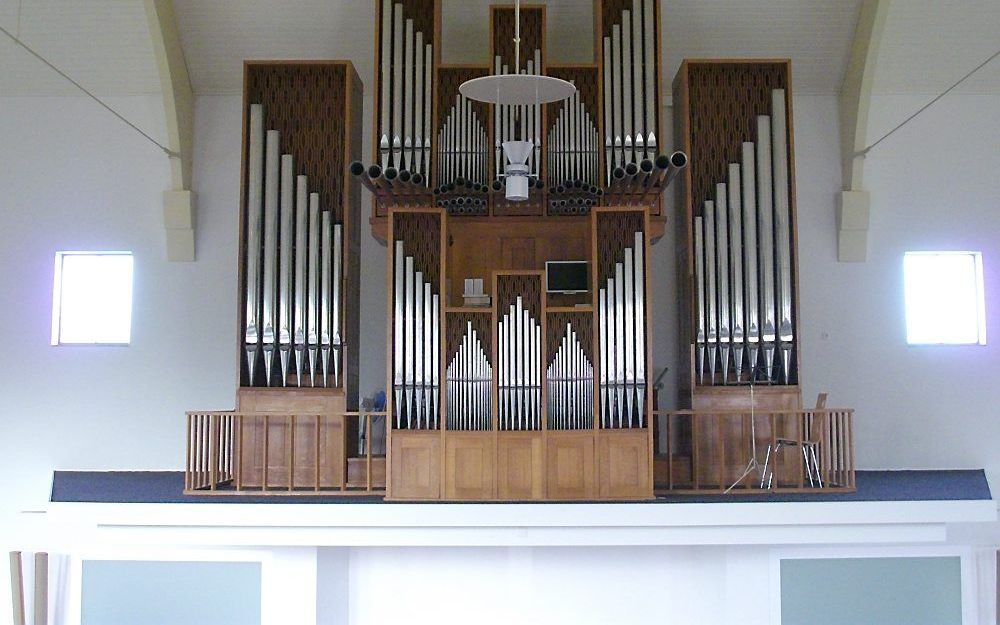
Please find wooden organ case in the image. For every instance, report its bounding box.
[661,60,854,494]
[362,1,674,501]
[185,61,373,496]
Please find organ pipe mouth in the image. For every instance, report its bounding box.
[349,161,365,176]
[669,151,688,169]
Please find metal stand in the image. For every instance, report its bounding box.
[724,364,765,493]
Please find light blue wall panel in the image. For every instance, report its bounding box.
[82,560,261,625]
[781,556,962,625]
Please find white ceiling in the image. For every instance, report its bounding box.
[0,0,997,98]
[0,0,160,96]
[872,0,1000,95]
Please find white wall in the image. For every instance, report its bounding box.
[795,94,1000,486]
[0,95,235,518]
[1,91,998,524]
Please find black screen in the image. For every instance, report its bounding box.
[546,262,588,293]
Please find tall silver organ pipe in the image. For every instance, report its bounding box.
[307,193,320,386]
[741,142,760,374]
[704,201,718,383]
[599,231,646,428]
[691,89,796,386]
[498,296,541,430]
[244,104,264,384]
[715,182,730,384]
[694,216,705,384]
[293,175,309,386]
[771,89,794,383]
[392,241,440,429]
[278,154,294,385]
[447,321,492,431]
[602,0,657,181]
[261,130,280,385]
[727,164,745,381]
[756,114,776,380]
[240,105,345,389]
[378,1,433,181]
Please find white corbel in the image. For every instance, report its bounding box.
[837,0,890,262]
[145,0,196,261]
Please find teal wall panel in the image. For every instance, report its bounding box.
[781,556,962,625]
[82,560,261,625]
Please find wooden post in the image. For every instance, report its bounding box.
[9,552,24,625]
[33,553,47,625]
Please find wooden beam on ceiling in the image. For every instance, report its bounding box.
[145,0,196,261]
[837,0,890,262]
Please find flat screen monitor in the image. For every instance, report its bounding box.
[546,261,588,294]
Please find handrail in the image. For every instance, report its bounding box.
[184,410,387,496]
[650,408,855,416]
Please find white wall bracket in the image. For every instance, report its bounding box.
[145,0,196,262]
[837,0,890,262]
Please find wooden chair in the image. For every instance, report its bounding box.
[760,393,827,489]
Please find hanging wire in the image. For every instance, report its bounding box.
[858,48,1000,156]
[0,23,180,158]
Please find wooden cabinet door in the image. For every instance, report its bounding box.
[389,431,441,499]
[598,430,652,499]
[444,433,495,500]
[546,432,595,500]
[497,433,544,500]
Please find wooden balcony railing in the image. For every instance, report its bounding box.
[185,411,387,495]
[651,409,855,494]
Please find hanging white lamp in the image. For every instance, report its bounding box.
[459,0,575,200]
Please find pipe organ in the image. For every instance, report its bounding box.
[184,6,852,502]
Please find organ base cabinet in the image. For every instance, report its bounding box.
[599,430,652,499]
[497,433,545,500]
[389,431,441,500]
[444,433,496,500]
[546,432,597,500]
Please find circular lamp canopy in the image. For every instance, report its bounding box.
[459,74,576,106]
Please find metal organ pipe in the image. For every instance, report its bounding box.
[244,104,264,385]
[691,90,796,386]
[262,130,280,385]
[278,154,294,386]
[772,89,794,383]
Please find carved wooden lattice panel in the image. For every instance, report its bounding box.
[446,311,493,366]
[393,210,442,284]
[545,66,600,138]
[596,210,645,284]
[491,6,544,72]
[246,63,347,222]
[686,62,787,216]
[546,311,594,366]
[496,274,542,323]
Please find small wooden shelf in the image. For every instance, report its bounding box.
[545,305,593,313]
[444,306,493,313]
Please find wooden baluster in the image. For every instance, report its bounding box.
[236,415,244,491]
[692,413,700,490]
[262,414,270,492]
[666,413,673,490]
[718,412,726,492]
[314,414,321,492]
[209,415,218,490]
[289,415,296,491]
[366,413,373,492]
[796,412,804,489]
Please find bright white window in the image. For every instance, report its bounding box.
[51,252,134,345]
[903,251,986,345]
